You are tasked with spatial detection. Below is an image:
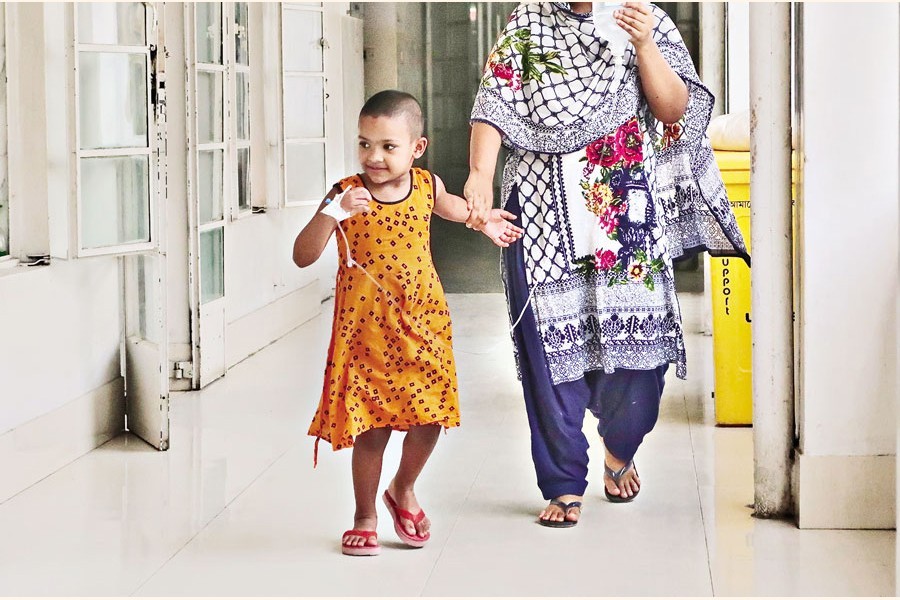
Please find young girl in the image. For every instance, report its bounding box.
[292,90,523,556]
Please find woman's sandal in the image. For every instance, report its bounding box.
[341,529,380,556]
[604,460,639,503]
[537,498,582,528]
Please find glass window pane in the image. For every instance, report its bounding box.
[197,70,224,143]
[196,2,223,65]
[78,2,145,46]
[200,227,224,304]
[79,52,148,150]
[282,9,323,72]
[236,71,249,141]
[237,147,250,210]
[80,156,150,249]
[284,76,323,138]
[198,149,224,224]
[134,254,160,343]
[235,2,249,66]
[285,142,325,202]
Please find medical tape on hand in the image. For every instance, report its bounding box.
[320,189,355,222]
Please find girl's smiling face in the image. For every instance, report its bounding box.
[357,114,427,185]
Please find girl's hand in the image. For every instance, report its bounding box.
[463,171,493,231]
[339,186,373,217]
[614,2,656,50]
[480,209,524,248]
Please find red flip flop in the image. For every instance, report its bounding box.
[382,490,430,547]
[341,529,380,556]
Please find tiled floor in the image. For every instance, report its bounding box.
[0,293,894,596]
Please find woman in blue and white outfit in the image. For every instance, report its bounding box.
[463,2,749,526]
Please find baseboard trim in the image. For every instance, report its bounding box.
[225,283,323,369]
[0,378,125,504]
[795,451,896,529]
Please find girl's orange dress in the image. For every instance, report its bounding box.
[308,168,460,455]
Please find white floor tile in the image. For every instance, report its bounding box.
[0,292,894,596]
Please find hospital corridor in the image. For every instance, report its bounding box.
[0,1,896,597]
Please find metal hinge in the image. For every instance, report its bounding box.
[172,361,193,380]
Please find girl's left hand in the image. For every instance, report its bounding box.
[481,209,524,248]
[614,2,656,49]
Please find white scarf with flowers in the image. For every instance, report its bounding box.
[471,2,749,384]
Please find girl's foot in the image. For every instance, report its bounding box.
[538,494,583,525]
[385,484,430,539]
[342,516,378,550]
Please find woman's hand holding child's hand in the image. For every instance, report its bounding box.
[480,209,524,248]
[340,187,373,218]
[463,171,493,231]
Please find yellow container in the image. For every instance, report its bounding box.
[709,150,796,425]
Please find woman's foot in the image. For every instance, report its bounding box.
[385,483,430,539]
[538,494,583,526]
[604,451,640,501]
[342,516,379,550]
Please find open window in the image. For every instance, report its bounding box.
[74,2,159,257]
[75,2,170,450]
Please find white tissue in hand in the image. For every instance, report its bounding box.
[593,2,630,60]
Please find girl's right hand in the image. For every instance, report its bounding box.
[463,171,493,230]
[339,186,373,217]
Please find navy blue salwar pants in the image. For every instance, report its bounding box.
[503,189,668,500]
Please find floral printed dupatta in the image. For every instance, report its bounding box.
[471,2,749,383]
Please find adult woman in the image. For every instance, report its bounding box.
[464,2,749,526]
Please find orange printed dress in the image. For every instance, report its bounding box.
[308,168,460,455]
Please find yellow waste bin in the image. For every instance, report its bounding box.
[710,150,796,425]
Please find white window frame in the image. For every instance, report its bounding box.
[282,2,327,207]
[230,1,253,219]
[71,2,159,258]
[194,2,228,229]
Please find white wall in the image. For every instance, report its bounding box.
[362,3,399,95]
[725,2,749,114]
[226,207,325,322]
[799,3,898,457]
[0,259,121,435]
[0,3,123,438]
[796,2,898,528]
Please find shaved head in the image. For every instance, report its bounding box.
[359,90,425,139]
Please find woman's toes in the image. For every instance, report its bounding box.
[540,505,563,521]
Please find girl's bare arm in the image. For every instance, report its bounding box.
[292,187,371,267]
